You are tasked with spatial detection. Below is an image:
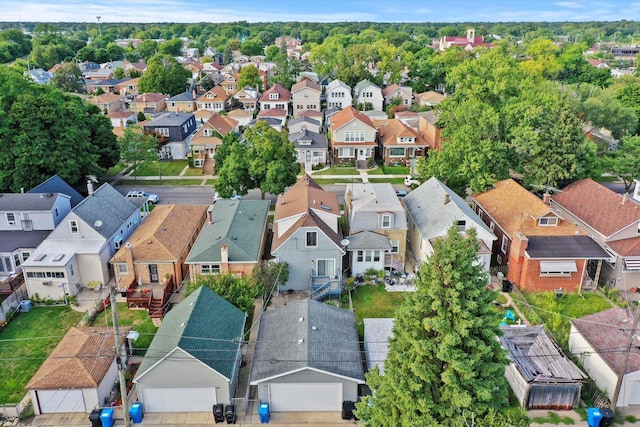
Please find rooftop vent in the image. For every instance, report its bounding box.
[298,317,304,323]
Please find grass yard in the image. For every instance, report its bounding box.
[131,160,188,177]
[368,177,405,185]
[518,291,613,347]
[93,303,158,354]
[352,284,405,338]
[0,307,83,403]
[104,164,127,177]
[183,167,206,176]
[311,167,359,176]
[313,178,363,185]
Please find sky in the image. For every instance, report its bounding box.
[0,0,639,23]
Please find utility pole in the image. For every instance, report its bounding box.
[96,16,102,37]
[110,285,131,427]
[610,301,640,411]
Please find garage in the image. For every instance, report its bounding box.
[142,387,216,412]
[269,383,342,412]
[36,389,85,413]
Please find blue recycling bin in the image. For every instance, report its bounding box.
[258,402,270,424]
[587,407,602,427]
[100,407,114,427]
[129,402,143,423]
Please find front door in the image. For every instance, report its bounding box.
[358,149,366,161]
[149,264,159,283]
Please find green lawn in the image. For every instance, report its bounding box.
[94,303,158,354]
[368,177,405,185]
[131,160,188,177]
[518,291,613,347]
[352,284,405,338]
[104,164,127,177]
[311,167,360,176]
[0,307,83,403]
[314,178,363,185]
[183,167,205,176]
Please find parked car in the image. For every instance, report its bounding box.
[404,176,420,187]
[213,192,243,202]
[126,190,159,204]
[395,190,408,198]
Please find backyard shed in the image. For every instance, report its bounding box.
[500,325,587,410]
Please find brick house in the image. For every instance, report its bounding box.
[328,106,377,166]
[373,118,429,166]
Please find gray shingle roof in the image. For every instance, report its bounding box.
[363,318,394,374]
[29,175,84,207]
[0,193,61,211]
[146,112,193,126]
[167,90,196,102]
[135,286,246,381]
[72,183,138,239]
[250,299,364,383]
[0,230,51,253]
[288,129,328,149]
[346,183,406,232]
[404,177,492,239]
[287,116,321,127]
[186,200,269,264]
[346,230,391,250]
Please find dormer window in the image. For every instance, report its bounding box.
[69,220,79,234]
[204,129,212,137]
[6,212,15,225]
[381,214,392,228]
[269,93,279,100]
[538,217,558,227]
[398,137,415,143]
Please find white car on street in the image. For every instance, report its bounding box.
[126,190,159,204]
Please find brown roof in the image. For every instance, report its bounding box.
[274,174,339,222]
[93,93,122,103]
[26,327,130,389]
[198,85,228,102]
[111,204,207,263]
[292,78,321,93]
[552,178,640,237]
[199,113,238,136]
[135,92,165,103]
[257,108,287,118]
[297,110,323,118]
[374,118,429,147]
[228,109,252,119]
[571,308,640,375]
[415,91,445,104]
[329,106,376,133]
[259,84,291,102]
[473,179,581,238]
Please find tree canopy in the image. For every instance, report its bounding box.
[138,53,191,96]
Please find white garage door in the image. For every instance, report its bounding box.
[37,389,85,413]
[269,383,342,411]
[143,387,216,412]
[629,381,640,405]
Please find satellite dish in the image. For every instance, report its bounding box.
[94,220,103,229]
[340,239,350,247]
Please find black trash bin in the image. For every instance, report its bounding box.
[89,408,102,427]
[502,279,512,293]
[225,404,236,424]
[599,408,615,427]
[342,401,354,420]
[213,403,224,423]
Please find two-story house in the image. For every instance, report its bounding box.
[196,86,229,112]
[472,179,610,292]
[0,192,72,280]
[131,93,166,115]
[233,86,260,111]
[221,73,239,95]
[259,83,291,112]
[143,112,197,160]
[271,175,345,299]
[328,106,377,167]
[374,118,429,167]
[325,79,353,109]
[381,84,413,109]
[354,79,383,112]
[405,177,496,275]
[190,113,238,169]
[166,90,197,113]
[551,178,640,292]
[22,183,140,299]
[91,93,124,115]
[344,183,408,275]
[291,78,322,117]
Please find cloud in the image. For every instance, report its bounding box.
[554,2,583,8]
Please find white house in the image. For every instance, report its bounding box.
[354,79,383,112]
[325,79,353,109]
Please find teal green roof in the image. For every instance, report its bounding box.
[134,286,246,381]
[186,200,270,264]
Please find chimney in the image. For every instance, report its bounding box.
[543,192,551,205]
[444,193,450,204]
[87,180,94,196]
[221,244,229,264]
[622,193,629,204]
[467,28,475,42]
[207,206,213,224]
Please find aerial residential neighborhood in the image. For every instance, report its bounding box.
[1,4,640,426]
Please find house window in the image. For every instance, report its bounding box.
[201,264,221,274]
[13,253,20,267]
[456,220,466,231]
[496,254,503,265]
[117,264,128,274]
[345,131,365,142]
[0,256,11,273]
[478,210,483,220]
[390,240,399,254]
[381,214,391,228]
[357,251,364,262]
[338,148,354,157]
[316,259,335,277]
[501,236,508,254]
[306,231,318,247]
[21,251,30,261]
[156,128,170,137]
[373,251,381,262]
[538,217,558,226]
[539,261,577,277]
[69,264,74,276]
[490,222,495,232]
[269,93,279,99]
[6,213,15,225]
[55,208,59,217]
[69,220,79,234]
[204,129,213,137]
[389,148,405,156]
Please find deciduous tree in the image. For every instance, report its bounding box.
[355,227,510,426]
[138,53,191,96]
[118,125,159,179]
[600,135,640,192]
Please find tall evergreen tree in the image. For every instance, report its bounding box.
[355,227,510,426]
